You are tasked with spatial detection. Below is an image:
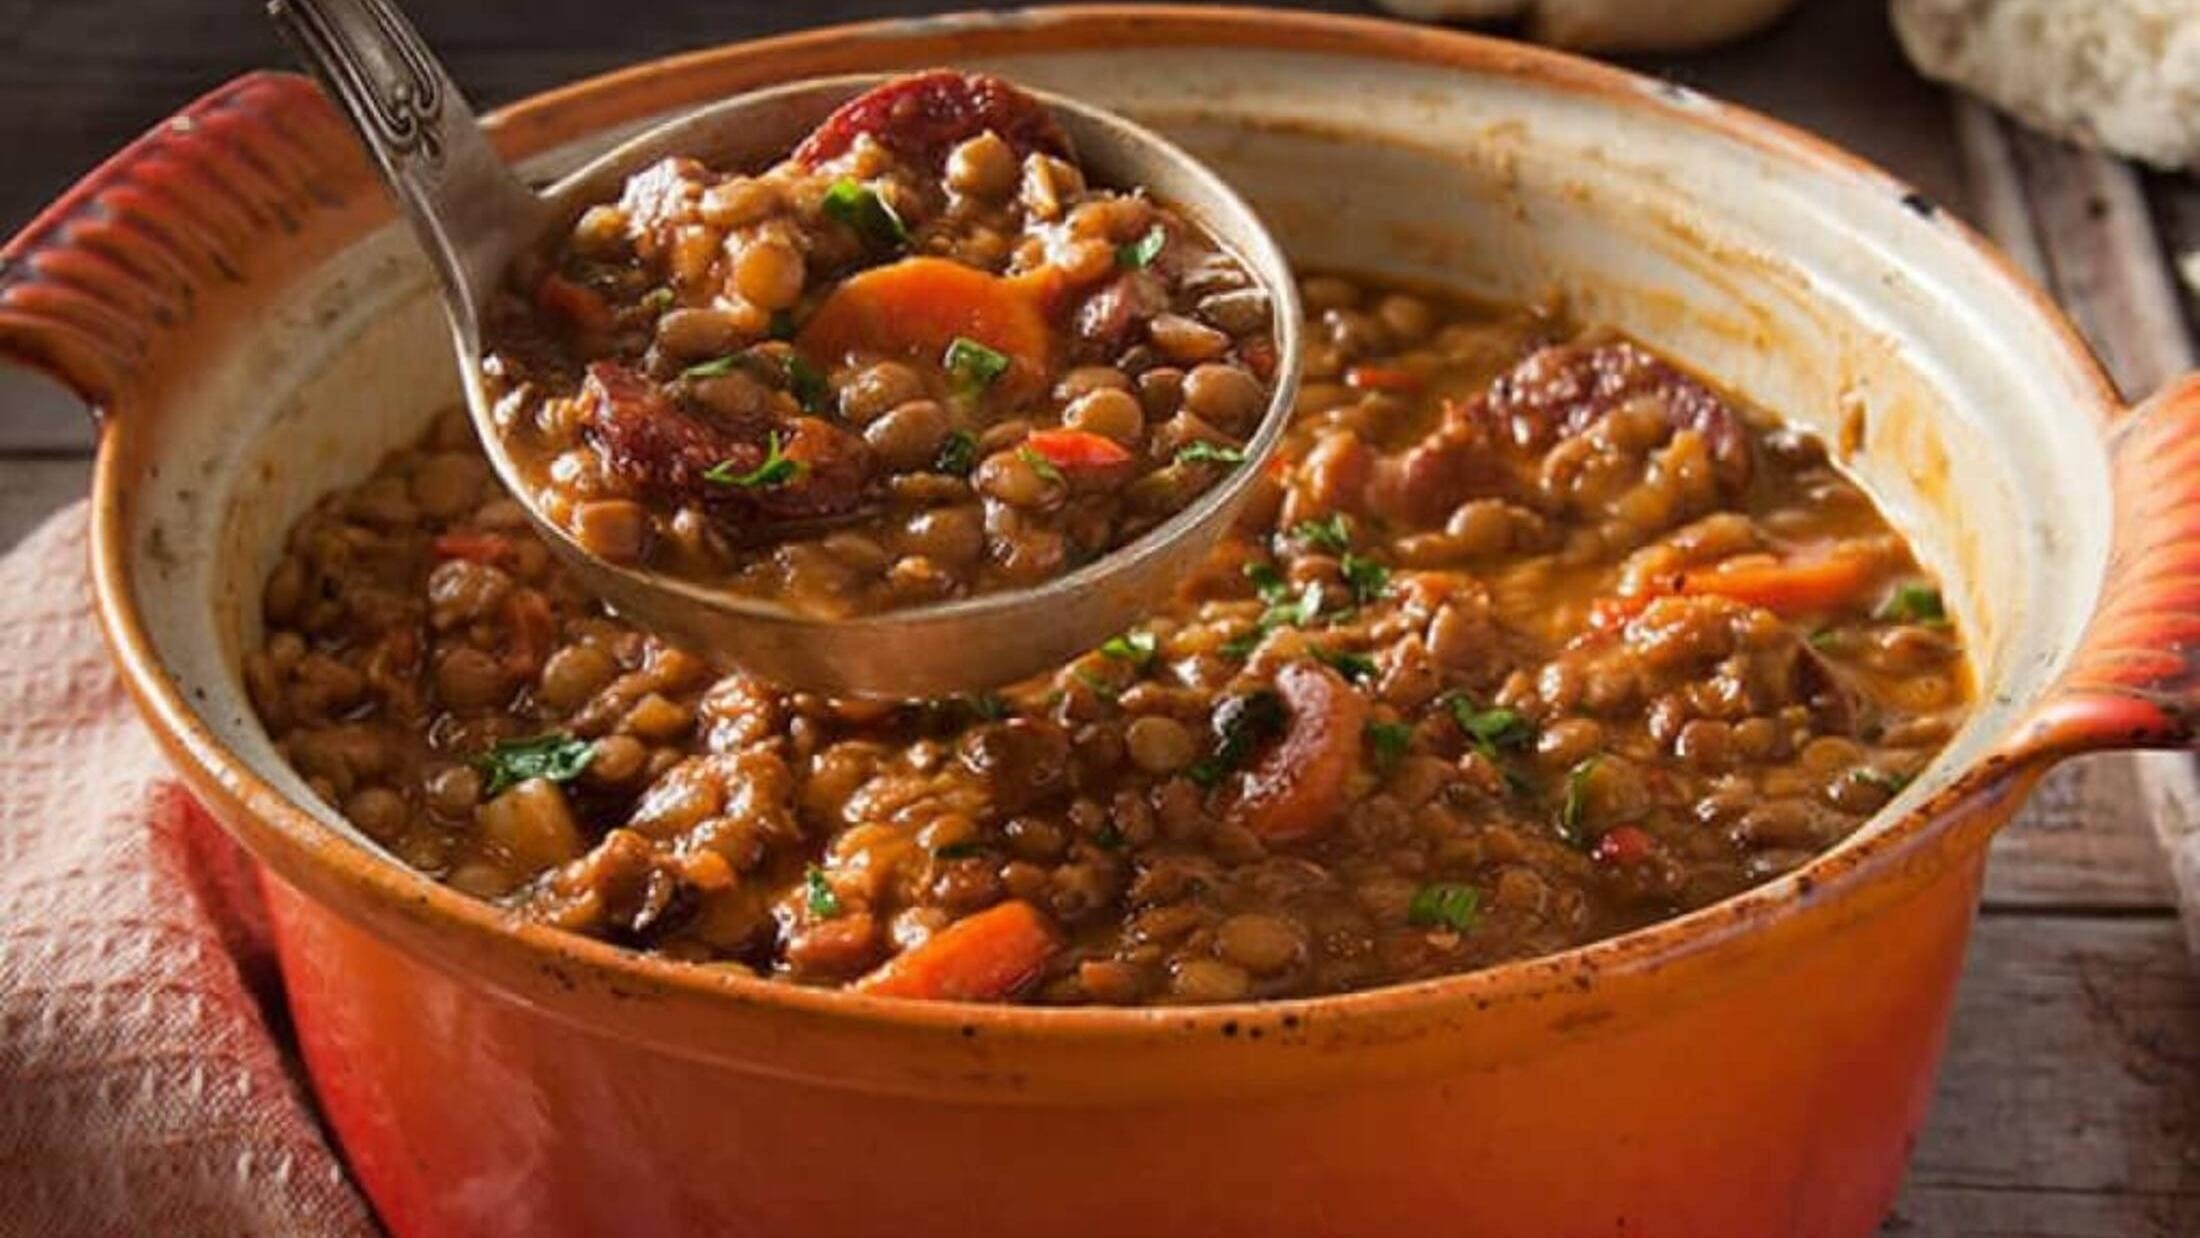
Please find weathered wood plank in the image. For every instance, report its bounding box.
[1988,759,2179,912]
[1633,1,1968,216]
[1890,916,2200,1236]
[1994,124,2195,398]
[0,457,87,552]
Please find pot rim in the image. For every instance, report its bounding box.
[88,4,2121,1041]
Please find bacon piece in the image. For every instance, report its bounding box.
[793,70,1071,168]
[584,362,758,498]
[580,362,873,526]
[1467,340,1752,491]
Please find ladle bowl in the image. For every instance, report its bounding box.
[270,0,1303,697]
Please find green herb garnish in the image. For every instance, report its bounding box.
[767,308,797,340]
[640,287,675,313]
[681,353,743,381]
[1017,445,1064,485]
[1407,882,1482,933]
[1445,696,1532,760]
[1187,689,1287,787]
[1291,514,1352,554]
[1876,583,1947,625]
[1074,669,1120,700]
[1366,720,1414,773]
[1244,561,1291,604]
[1312,647,1379,683]
[934,841,986,861]
[1116,225,1167,270]
[1853,767,1912,794]
[1558,756,1601,845]
[804,865,843,918]
[821,177,908,251]
[934,429,979,475]
[946,335,1012,398]
[1224,565,1329,658]
[1175,441,1248,467]
[1340,553,1390,606]
[475,732,594,797]
[703,431,801,489]
[1094,823,1126,851]
[968,693,1009,721]
[1808,628,1841,651]
[783,353,829,412]
[1101,630,1159,667]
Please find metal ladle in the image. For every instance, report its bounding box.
[268,0,1301,698]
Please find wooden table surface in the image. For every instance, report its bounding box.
[4,2,2198,1233]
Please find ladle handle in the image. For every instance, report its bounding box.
[267,0,539,331]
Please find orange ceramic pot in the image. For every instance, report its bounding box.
[6,9,2197,1237]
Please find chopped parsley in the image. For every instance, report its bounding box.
[1188,689,1287,787]
[945,336,1011,398]
[1445,696,1532,760]
[1558,756,1601,846]
[782,353,829,412]
[821,177,908,252]
[1017,445,1065,485]
[1312,646,1379,683]
[934,429,979,475]
[1094,823,1126,851]
[1101,630,1159,667]
[967,693,1010,721]
[1852,767,1912,794]
[1223,566,1330,658]
[767,308,797,340]
[1808,627,1841,651]
[803,865,843,918]
[1340,553,1391,606]
[680,347,826,411]
[1876,583,1947,625]
[1175,440,1248,467]
[1116,225,1167,270]
[1245,561,1291,604]
[703,431,801,489]
[681,353,744,381]
[1407,882,1482,933]
[640,287,675,313]
[1075,669,1121,700]
[933,841,986,861]
[1291,514,1352,554]
[475,732,594,797]
[1366,720,1414,772]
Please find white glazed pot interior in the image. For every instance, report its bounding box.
[123,38,2112,907]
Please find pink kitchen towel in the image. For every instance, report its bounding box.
[0,503,375,1238]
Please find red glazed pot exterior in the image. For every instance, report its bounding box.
[8,9,2196,1238]
[264,838,1989,1238]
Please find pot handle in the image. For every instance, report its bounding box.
[2005,375,2200,763]
[0,72,371,414]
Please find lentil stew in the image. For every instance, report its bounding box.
[480,71,1279,617]
[250,272,1971,1005]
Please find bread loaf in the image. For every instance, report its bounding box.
[1894,0,2200,170]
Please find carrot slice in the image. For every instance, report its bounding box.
[1228,662,1369,843]
[1344,364,1423,394]
[796,257,1053,396]
[1679,550,1878,617]
[535,274,613,336]
[854,900,1061,1002]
